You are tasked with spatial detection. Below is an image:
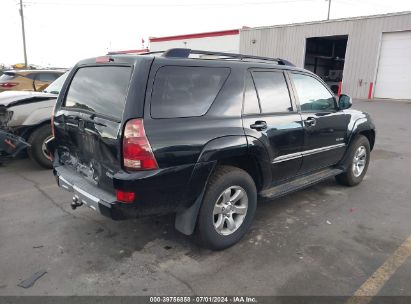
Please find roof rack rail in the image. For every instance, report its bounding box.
[160,48,295,66]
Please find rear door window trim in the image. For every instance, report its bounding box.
[248,68,297,115]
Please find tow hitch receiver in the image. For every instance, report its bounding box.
[71,196,83,210]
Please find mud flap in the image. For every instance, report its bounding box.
[175,188,205,235]
[174,161,216,235]
[0,129,31,161]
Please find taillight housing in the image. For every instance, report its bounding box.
[122,119,158,171]
[0,82,18,88]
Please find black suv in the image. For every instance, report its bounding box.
[49,49,375,250]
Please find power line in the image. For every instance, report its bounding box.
[23,0,318,8]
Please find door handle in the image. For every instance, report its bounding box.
[250,121,267,131]
[304,117,316,127]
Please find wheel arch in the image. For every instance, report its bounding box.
[175,135,268,236]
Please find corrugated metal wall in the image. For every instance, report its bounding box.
[240,12,411,99]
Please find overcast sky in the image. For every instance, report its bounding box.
[1,0,410,67]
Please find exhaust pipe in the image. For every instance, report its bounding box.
[71,196,83,210]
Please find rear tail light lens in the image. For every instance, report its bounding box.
[116,190,135,203]
[0,82,18,88]
[122,119,158,171]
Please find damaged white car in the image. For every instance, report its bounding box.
[0,72,68,168]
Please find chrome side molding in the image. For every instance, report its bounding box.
[272,143,346,164]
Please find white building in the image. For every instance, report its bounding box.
[240,12,411,99]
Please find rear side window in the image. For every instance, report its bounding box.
[36,73,58,82]
[25,73,36,80]
[252,71,293,113]
[150,66,230,118]
[64,66,132,119]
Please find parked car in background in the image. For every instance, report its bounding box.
[0,72,68,168]
[0,69,66,92]
[49,49,375,250]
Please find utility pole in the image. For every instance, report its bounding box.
[19,0,28,68]
[326,0,332,20]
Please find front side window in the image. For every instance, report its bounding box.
[290,73,336,112]
[151,66,230,118]
[251,71,293,113]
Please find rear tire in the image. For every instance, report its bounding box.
[27,124,53,169]
[197,166,257,250]
[336,135,370,186]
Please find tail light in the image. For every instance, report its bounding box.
[122,119,158,171]
[0,82,18,88]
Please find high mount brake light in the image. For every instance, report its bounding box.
[122,119,158,171]
[95,56,114,63]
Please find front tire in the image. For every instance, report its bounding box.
[27,124,53,169]
[336,135,370,186]
[197,166,257,250]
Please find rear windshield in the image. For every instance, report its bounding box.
[150,66,230,118]
[64,66,131,119]
[0,73,16,81]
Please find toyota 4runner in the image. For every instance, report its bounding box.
[49,49,375,250]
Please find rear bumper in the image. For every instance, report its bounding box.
[53,160,212,220]
[55,166,131,220]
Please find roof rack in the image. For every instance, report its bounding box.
[160,48,295,66]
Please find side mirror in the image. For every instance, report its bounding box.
[339,94,352,110]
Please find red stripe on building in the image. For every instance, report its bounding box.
[149,29,240,43]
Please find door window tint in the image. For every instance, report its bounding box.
[252,71,293,113]
[243,72,260,114]
[37,73,58,82]
[25,73,36,80]
[151,66,230,118]
[64,66,131,119]
[291,73,336,112]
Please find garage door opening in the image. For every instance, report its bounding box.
[304,35,348,94]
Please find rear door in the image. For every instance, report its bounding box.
[289,72,350,173]
[242,69,304,184]
[54,65,132,193]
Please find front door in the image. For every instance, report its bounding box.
[242,70,304,184]
[289,72,350,173]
